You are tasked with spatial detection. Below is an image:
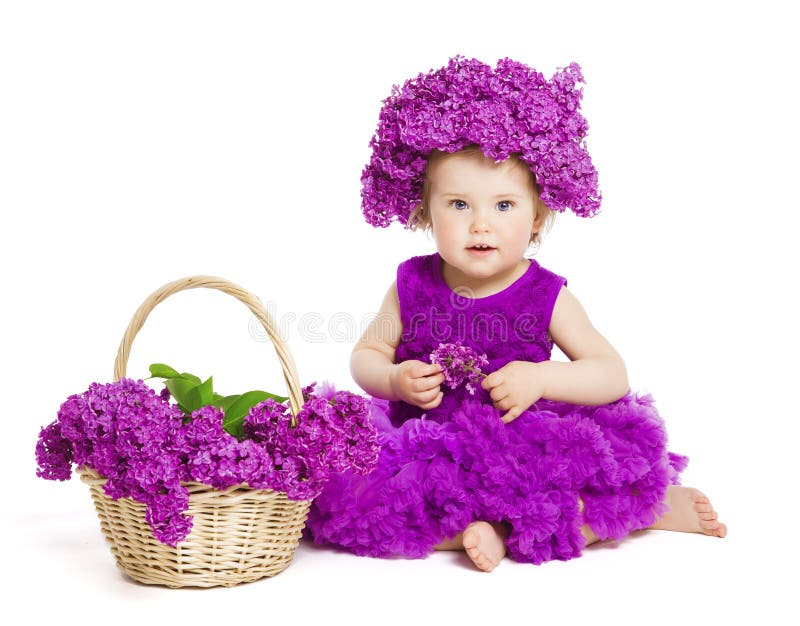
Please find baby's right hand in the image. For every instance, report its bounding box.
[389,360,444,410]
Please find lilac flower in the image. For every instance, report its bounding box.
[36,377,380,547]
[35,422,72,481]
[361,55,601,229]
[430,341,490,395]
[245,381,379,499]
[36,379,190,546]
[179,405,276,491]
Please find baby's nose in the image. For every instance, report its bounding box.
[470,216,491,231]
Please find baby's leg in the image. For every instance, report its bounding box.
[581,517,601,545]
[580,485,727,546]
[434,533,464,551]
[434,521,508,572]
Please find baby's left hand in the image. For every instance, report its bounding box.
[481,360,546,424]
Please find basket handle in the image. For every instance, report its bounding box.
[113,275,304,417]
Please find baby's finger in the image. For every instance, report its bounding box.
[416,386,441,404]
[414,373,445,391]
[410,362,426,377]
[493,395,512,411]
[489,385,508,403]
[481,372,498,390]
[416,362,441,377]
[419,391,443,410]
[500,407,520,424]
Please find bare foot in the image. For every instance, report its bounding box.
[462,521,508,572]
[650,486,727,538]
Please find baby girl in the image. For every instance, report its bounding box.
[303,56,726,571]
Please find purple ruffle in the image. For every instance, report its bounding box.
[304,392,687,565]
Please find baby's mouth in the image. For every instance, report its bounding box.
[467,246,496,255]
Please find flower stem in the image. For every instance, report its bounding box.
[463,359,488,378]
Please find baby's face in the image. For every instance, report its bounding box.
[427,151,536,284]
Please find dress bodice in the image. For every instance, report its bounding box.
[389,252,567,426]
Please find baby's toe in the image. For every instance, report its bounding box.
[478,556,495,571]
[694,501,713,514]
[468,547,487,566]
[700,519,728,538]
[699,511,718,521]
[472,552,489,570]
[463,530,479,550]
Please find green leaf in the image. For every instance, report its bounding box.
[186,387,201,412]
[148,363,181,379]
[166,377,201,413]
[184,379,215,413]
[197,376,214,406]
[210,394,241,412]
[222,390,274,439]
[180,372,202,385]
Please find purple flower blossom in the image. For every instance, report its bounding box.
[360,55,601,229]
[245,382,379,499]
[35,422,73,481]
[35,379,190,546]
[36,378,380,547]
[430,341,490,395]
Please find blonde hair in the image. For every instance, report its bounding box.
[405,145,556,253]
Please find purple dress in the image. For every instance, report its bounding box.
[303,252,687,564]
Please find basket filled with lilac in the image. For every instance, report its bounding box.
[34,275,379,588]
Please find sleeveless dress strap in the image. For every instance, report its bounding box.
[535,264,568,338]
[396,255,432,341]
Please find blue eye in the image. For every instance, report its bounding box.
[449,199,513,211]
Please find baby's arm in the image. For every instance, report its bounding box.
[543,286,630,405]
[351,280,444,408]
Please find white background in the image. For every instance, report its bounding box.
[2,1,797,623]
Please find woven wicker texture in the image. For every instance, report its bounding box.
[78,275,311,588]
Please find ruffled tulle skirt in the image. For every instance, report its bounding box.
[302,392,687,564]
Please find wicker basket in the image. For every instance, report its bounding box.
[77,275,312,588]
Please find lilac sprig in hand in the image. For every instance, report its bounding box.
[429,341,489,396]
